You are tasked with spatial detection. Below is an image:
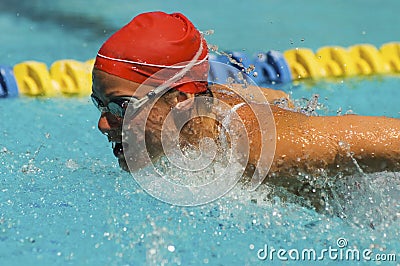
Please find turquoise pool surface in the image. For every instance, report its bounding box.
[1,1,400,265]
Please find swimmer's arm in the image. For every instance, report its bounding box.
[259,86,295,108]
[270,107,400,176]
[255,85,293,105]
[211,84,293,108]
[260,87,291,104]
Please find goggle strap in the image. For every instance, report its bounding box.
[142,37,204,99]
[98,106,109,113]
[131,96,149,110]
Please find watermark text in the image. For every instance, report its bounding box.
[254,238,397,262]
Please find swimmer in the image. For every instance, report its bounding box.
[92,11,400,190]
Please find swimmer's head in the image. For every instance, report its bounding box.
[94,11,209,94]
[92,11,212,170]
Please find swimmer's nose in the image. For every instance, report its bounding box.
[97,113,122,139]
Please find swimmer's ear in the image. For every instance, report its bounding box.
[175,92,195,111]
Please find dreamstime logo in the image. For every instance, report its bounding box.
[254,237,397,262]
[121,59,276,206]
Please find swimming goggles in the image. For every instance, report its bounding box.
[91,91,161,118]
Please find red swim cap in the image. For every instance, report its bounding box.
[94,11,209,93]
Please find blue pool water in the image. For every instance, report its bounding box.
[1,1,400,265]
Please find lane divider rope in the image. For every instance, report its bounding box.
[1,42,399,98]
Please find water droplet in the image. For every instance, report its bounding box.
[201,29,214,36]
[149,248,156,255]
[65,159,79,171]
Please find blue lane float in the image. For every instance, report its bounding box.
[0,65,19,98]
[208,53,244,84]
[266,50,292,84]
[208,50,292,87]
[251,52,278,84]
[231,51,278,85]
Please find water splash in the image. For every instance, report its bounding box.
[300,94,320,116]
[207,44,256,77]
[273,93,328,116]
[200,29,214,36]
[21,144,44,175]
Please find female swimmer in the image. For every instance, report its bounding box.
[92,12,400,190]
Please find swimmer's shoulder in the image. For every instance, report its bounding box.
[208,83,290,104]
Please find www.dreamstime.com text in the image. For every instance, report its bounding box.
[252,238,397,262]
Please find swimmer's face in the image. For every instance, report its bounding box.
[91,69,175,171]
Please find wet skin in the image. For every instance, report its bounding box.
[92,69,400,181]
